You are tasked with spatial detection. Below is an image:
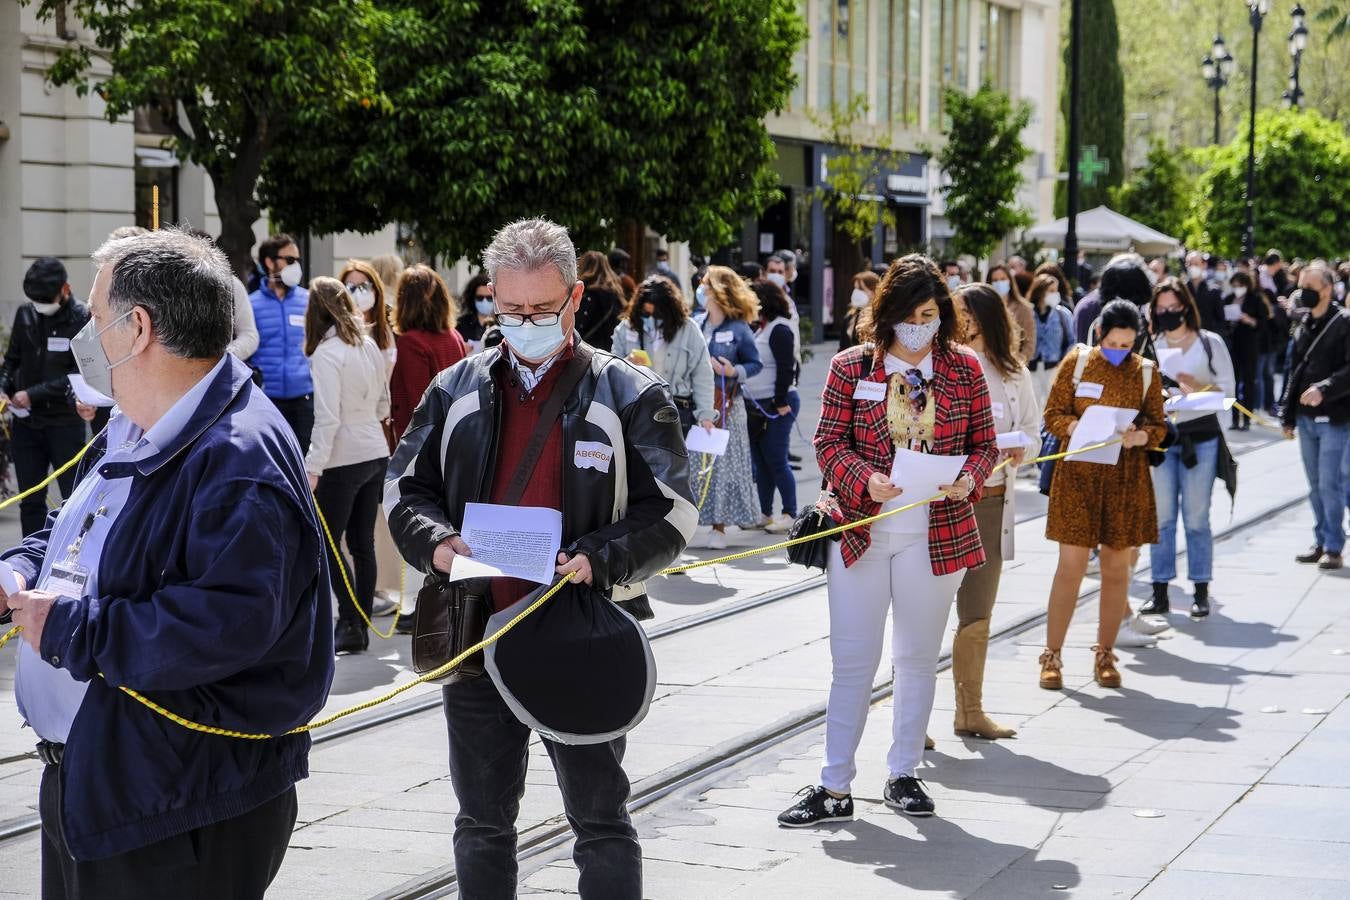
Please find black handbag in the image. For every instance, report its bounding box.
[786,487,843,571]
[411,576,491,684]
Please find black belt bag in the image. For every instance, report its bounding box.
[672,395,697,431]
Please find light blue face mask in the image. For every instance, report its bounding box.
[474,299,494,317]
[642,315,657,332]
[694,285,708,308]
[499,318,567,360]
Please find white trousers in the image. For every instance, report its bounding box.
[821,531,964,793]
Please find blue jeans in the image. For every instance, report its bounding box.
[1297,416,1349,554]
[1150,437,1219,584]
[747,391,800,517]
[442,677,640,900]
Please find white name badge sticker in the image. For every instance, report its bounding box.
[288,314,305,328]
[573,441,614,473]
[991,401,1006,419]
[714,331,734,344]
[1315,416,1331,424]
[41,562,89,603]
[1076,382,1105,400]
[853,380,887,403]
[47,338,70,353]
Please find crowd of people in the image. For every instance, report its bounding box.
[1,219,1347,897]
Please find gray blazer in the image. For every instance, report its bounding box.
[611,318,716,424]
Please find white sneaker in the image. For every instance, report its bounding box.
[765,514,794,534]
[1129,613,1172,635]
[707,530,729,550]
[1115,618,1159,648]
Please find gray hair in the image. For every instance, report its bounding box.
[92,227,235,359]
[1304,264,1336,288]
[482,218,577,287]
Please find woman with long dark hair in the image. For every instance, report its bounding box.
[745,281,801,533]
[986,262,1036,364]
[610,275,715,433]
[575,250,626,348]
[1225,270,1265,431]
[777,255,997,827]
[389,265,468,438]
[1143,278,1235,619]
[1027,273,1074,404]
[943,283,1041,739]
[1038,300,1167,691]
[454,272,498,351]
[305,277,392,654]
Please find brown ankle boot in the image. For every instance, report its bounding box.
[1093,645,1121,688]
[924,734,935,750]
[953,621,1016,738]
[1038,648,1063,690]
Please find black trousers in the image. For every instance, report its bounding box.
[270,394,314,456]
[40,764,296,900]
[313,457,386,630]
[11,419,87,537]
[443,677,641,899]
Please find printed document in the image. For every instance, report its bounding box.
[1154,347,1185,380]
[1165,391,1234,412]
[450,503,563,586]
[1065,405,1137,465]
[996,431,1032,450]
[882,448,967,530]
[69,374,115,407]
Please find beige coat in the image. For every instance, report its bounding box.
[973,352,1041,559]
[305,330,391,475]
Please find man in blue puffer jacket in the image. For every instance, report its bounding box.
[2,229,333,898]
[249,232,314,451]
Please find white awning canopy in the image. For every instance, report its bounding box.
[1027,206,1181,256]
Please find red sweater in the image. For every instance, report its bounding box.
[390,329,467,436]
[486,348,570,611]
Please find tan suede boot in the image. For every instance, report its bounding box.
[953,620,1016,738]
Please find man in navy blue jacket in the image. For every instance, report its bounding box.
[0,228,333,899]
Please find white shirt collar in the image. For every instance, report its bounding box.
[884,351,933,380]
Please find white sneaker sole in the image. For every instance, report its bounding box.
[883,799,935,817]
[777,813,853,828]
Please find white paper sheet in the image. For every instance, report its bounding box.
[7,404,28,419]
[0,559,21,596]
[449,503,563,586]
[1222,303,1243,322]
[685,426,731,456]
[1165,391,1235,412]
[881,448,968,529]
[1154,347,1185,380]
[1065,405,1137,466]
[996,431,1032,450]
[68,374,115,407]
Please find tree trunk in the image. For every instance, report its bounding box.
[214,181,263,282]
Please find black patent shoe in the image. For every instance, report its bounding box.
[1296,546,1325,564]
[334,622,369,654]
[1139,583,1170,616]
[883,775,935,817]
[777,785,854,827]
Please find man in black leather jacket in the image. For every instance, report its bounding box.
[0,258,92,535]
[386,218,696,899]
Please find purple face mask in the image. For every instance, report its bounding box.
[1100,346,1131,367]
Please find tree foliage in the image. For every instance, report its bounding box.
[1109,141,1191,239]
[1183,108,1350,258]
[30,0,387,276]
[263,0,804,261]
[810,96,902,248]
[1055,0,1124,214]
[933,85,1033,261]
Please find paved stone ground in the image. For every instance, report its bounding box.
[516,501,1350,899]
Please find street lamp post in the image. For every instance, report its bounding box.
[1284,4,1308,108]
[1200,35,1235,144]
[1064,0,1081,288]
[1242,0,1269,260]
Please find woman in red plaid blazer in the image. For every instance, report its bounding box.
[778,255,998,829]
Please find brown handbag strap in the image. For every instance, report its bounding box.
[501,342,594,505]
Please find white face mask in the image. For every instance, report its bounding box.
[279,262,303,289]
[766,272,787,288]
[347,283,375,312]
[849,288,870,309]
[31,300,62,316]
[946,275,962,292]
[1044,292,1062,308]
[894,317,941,353]
[992,280,1011,297]
[1233,286,1248,299]
[1188,266,1205,281]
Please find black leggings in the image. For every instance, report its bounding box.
[314,457,387,630]
[1231,346,1259,427]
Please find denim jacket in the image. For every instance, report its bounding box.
[702,318,762,387]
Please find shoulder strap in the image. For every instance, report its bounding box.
[501,343,594,505]
[860,342,876,377]
[1072,344,1091,385]
[1200,333,1216,376]
[1140,357,1154,399]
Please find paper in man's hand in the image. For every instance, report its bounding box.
[451,503,563,585]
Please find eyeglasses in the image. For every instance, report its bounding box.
[494,297,570,327]
[903,368,928,412]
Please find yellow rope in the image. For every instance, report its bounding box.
[1229,400,1289,435]
[312,501,403,639]
[0,439,91,512]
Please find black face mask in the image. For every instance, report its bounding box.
[1154,310,1185,333]
[1296,287,1323,309]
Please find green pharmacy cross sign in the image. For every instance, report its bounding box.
[1078,146,1110,187]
